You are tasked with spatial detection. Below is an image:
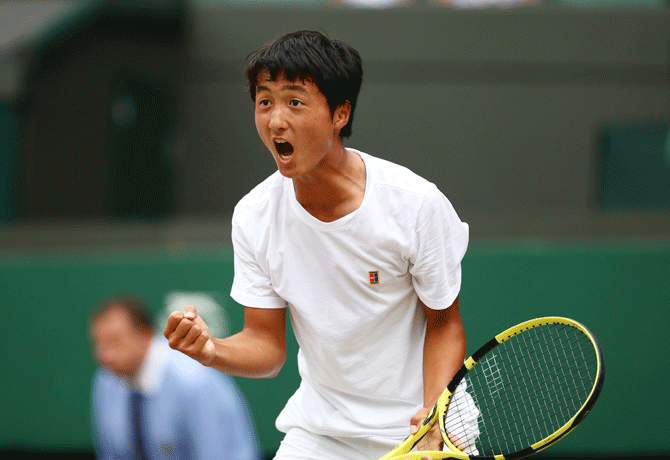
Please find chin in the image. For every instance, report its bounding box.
[277,170,298,180]
[275,162,299,179]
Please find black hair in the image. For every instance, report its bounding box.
[244,30,363,139]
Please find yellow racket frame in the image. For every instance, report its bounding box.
[379,317,604,460]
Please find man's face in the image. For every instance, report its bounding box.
[90,307,151,379]
[254,70,349,179]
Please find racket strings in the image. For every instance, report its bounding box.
[496,325,595,448]
[444,323,599,457]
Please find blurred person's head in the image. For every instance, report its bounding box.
[89,296,154,379]
[244,30,363,139]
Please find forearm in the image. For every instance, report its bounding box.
[165,305,287,379]
[209,327,286,378]
[422,298,466,408]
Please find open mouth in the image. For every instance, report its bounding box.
[275,140,294,159]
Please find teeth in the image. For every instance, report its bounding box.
[275,139,292,158]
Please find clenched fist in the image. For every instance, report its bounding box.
[164,305,216,366]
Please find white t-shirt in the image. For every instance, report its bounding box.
[230,149,469,439]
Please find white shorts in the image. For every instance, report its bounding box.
[273,385,480,460]
[273,427,402,460]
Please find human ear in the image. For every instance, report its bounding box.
[334,101,351,130]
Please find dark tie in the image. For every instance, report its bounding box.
[130,391,148,460]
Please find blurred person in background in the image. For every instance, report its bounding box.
[89,295,261,460]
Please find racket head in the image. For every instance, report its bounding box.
[379,317,604,460]
[442,316,604,459]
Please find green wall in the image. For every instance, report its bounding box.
[1,242,668,456]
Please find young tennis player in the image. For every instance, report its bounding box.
[164,30,476,460]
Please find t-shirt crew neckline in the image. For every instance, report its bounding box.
[286,148,371,232]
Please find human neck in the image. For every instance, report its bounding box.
[293,148,366,222]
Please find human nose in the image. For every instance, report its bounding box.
[268,106,288,131]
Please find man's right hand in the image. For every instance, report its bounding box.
[164,305,216,366]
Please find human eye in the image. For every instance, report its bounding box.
[258,98,271,107]
[289,99,303,107]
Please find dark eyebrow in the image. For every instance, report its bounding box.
[283,84,308,93]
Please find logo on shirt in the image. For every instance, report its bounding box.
[369,271,379,285]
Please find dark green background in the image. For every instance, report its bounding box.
[1,242,668,456]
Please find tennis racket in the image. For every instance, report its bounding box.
[379,316,604,460]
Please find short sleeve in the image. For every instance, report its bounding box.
[230,207,286,309]
[409,186,469,310]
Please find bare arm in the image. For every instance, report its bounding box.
[409,296,467,456]
[164,305,287,379]
[422,295,466,408]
